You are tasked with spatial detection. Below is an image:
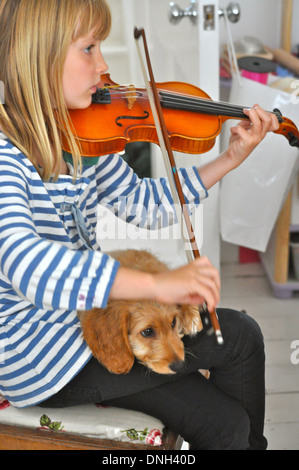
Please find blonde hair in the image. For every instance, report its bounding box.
[0,0,111,180]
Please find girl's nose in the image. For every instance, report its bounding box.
[96,49,108,75]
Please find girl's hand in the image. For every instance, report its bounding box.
[197,105,280,190]
[226,105,280,169]
[153,257,221,311]
[110,257,220,312]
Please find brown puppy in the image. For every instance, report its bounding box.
[78,249,202,374]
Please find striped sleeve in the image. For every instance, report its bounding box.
[0,154,119,311]
[96,154,208,230]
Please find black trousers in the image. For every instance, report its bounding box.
[40,309,267,450]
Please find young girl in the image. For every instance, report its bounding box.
[0,0,279,450]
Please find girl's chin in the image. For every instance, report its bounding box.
[66,98,93,110]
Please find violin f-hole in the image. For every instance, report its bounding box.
[115,111,150,127]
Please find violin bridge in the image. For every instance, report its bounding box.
[126,84,137,110]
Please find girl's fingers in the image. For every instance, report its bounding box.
[243,105,279,137]
[178,257,221,309]
[154,256,221,309]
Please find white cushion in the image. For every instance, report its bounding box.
[0,395,164,446]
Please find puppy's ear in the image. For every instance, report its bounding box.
[177,304,203,336]
[79,302,135,374]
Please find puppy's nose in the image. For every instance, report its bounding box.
[169,360,185,373]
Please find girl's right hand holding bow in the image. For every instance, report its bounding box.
[109,256,220,313]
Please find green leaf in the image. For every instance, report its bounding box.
[40,414,51,427]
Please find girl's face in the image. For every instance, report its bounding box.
[62,29,108,109]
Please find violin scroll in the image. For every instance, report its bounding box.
[273,111,299,148]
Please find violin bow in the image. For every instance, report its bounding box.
[134,27,224,345]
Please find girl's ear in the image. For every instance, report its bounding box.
[78,302,135,374]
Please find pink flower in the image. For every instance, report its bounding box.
[146,428,162,446]
[0,396,10,410]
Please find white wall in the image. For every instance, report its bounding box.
[219,0,283,50]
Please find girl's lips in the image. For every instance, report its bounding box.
[90,86,98,93]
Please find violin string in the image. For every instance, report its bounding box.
[105,87,247,115]
[159,92,247,118]
[102,84,248,111]
[103,83,232,105]
[100,85,275,118]
[103,84,240,105]
[105,85,244,107]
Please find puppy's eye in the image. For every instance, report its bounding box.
[171,317,177,328]
[141,328,155,338]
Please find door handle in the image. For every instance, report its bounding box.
[169,2,241,26]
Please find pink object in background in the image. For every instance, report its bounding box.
[238,56,276,87]
[241,69,268,84]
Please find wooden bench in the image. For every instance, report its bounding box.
[0,396,183,450]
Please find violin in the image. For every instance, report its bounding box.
[64,73,299,158]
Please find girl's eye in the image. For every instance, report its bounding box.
[84,44,94,54]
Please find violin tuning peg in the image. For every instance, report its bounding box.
[288,132,299,148]
[273,108,283,123]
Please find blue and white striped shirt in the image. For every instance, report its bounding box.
[0,134,208,408]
